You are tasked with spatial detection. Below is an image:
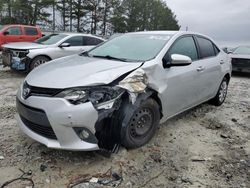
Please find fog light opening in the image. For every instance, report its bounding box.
[79,130,90,140]
[73,127,98,144]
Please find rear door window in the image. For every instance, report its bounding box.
[196,37,217,58]
[24,27,38,35]
[64,36,83,46]
[167,36,198,61]
[83,36,103,46]
[6,27,22,35]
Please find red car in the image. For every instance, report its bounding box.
[0,24,42,50]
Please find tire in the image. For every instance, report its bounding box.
[210,77,229,106]
[121,98,160,149]
[29,56,50,72]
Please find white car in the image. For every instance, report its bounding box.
[16,31,232,151]
[2,33,104,72]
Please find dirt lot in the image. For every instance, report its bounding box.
[0,66,249,188]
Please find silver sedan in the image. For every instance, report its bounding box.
[16,31,232,151]
[2,33,104,72]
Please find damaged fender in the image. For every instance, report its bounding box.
[118,68,149,103]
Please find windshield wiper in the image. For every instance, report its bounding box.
[92,55,130,62]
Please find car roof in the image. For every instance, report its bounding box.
[50,32,104,39]
[128,30,179,35]
[126,30,211,38]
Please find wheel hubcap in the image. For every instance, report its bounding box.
[219,81,227,102]
[34,59,47,68]
[129,108,154,138]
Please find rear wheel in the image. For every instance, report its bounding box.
[210,77,229,106]
[122,98,160,149]
[29,56,50,72]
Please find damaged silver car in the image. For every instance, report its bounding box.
[16,31,232,151]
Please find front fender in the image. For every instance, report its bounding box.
[27,49,52,60]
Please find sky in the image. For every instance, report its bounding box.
[165,0,250,47]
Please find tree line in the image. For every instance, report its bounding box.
[0,0,180,35]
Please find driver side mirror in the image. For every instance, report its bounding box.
[163,54,192,68]
[3,31,9,35]
[59,43,71,48]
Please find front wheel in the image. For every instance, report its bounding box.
[210,77,229,106]
[29,56,50,72]
[121,98,160,149]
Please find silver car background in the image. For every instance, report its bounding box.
[16,31,232,151]
[2,33,104,72]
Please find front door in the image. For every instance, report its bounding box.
[54,36,86,59]
[3,26,23,44]
[160,36,201,118]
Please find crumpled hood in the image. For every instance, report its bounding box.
[3,42,49,50]
[26,55,143,88]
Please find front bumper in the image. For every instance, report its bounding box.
[16,89,100,151]
[2,48,30,71]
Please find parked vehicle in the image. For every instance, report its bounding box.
[0,24,42,49]
[2,33,105,72]
[230,46,250,73]
[16,31,232,151]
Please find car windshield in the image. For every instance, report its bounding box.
[88,34,173,62]
[35,34,67,45]
[233,46,250,55]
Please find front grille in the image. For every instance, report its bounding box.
[20,116,57,140]
[17,99,57,140]
[29,85,62,97]
[232,58,250,68]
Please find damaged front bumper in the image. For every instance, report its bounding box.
[16,89,100,151]
[2,48,30,71]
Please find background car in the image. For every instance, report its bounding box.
[2,33,105,72]
[229,46,250,73]
[16,31,232,151]
[0,24,42,50]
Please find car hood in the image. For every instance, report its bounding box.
[3,42,49,50]
[26,55,143,88]
[229,54,250,59]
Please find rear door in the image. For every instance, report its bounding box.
[3,26,23,43]
[194,36,222,101]
[23,27,40,42]
[82,36,104,51]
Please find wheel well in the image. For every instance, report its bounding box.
[150,91,163,119]
[32,55,52,62]
[224,73,231,82]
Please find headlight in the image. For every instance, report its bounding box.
[55,86,124,106]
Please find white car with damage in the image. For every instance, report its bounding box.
[16,31,232,151]
[2,33,104,72]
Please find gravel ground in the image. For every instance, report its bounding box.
[0,67,249,188]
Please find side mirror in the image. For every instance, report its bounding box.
[3,31,9,35]
[59,43,71,48]
[171,54,192,66]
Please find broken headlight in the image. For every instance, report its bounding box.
[55,86,124,106]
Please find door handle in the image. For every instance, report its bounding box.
[197,66,205,72]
